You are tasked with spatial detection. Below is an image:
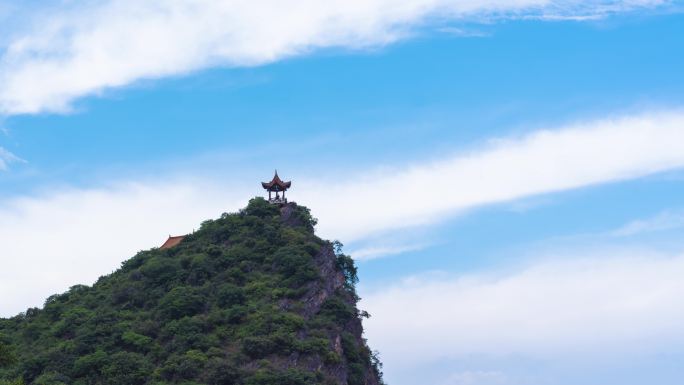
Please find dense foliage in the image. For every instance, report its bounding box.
[0,198,382,385]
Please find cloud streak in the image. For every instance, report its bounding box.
[611,209,684,237]
[362,250,684,367]
[0,147,22,170]
[301,111,684,240]
[0,0,669,115]
[350,243,429,261]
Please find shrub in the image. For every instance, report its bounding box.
[204,358,240,385]
[335,254,358,289]
[242,198,280,219]
[0,379,24,385]
[242,336,276,358]
[32,372,70,385]
[140,258,180,285]
[216,284,246,308]
[272,247,318,287]
[158,287,206,320]
[160,350,207,381]
[121,331,153,351]
[102,352,151,385]
[0,340,16,368]
[318,297,355,324]
[72,350,107,377]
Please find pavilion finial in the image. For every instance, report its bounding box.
[262,171,291,204]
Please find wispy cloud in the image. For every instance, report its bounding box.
[611,209,684,237]
[0,0,670,115]
[350,243,429,261]
[362,250,684,367]
[0,147,23,170]
[437,27,491,38]
[302,111,684,240]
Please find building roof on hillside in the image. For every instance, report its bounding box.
[261,171,291,191]
[160,235,186,249]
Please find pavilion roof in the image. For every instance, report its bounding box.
[261,171,291,191]
[160,235,186,249]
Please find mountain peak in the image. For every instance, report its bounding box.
[0,198,384,385]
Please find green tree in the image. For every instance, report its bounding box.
[0,339,16,368]
[158,286,205,319]
[102,352,151,385]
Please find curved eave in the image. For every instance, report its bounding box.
[262,180,291,190]
[160,235,186,249]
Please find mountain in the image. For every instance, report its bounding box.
[0,198,384,385]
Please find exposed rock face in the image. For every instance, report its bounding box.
[279,202,381,385]
[306,247,380,385]
[304,245,346,316]
[280,202,303,227]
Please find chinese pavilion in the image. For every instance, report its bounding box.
[262,171,291,204]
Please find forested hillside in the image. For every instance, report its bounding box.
[0,198,383,385]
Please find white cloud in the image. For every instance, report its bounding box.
[361,251,684,368]
[3,111,684,316]
[0,147,22,170]
[0,180,249,316]
[611,209,684,237]
[301,111,684,240]
[0,0,668,115]
[350,243,428,261]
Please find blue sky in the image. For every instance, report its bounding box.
[1,1,684,384]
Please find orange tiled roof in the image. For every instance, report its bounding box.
[160,235,186,249]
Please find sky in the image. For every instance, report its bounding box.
[1,1,684,384]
